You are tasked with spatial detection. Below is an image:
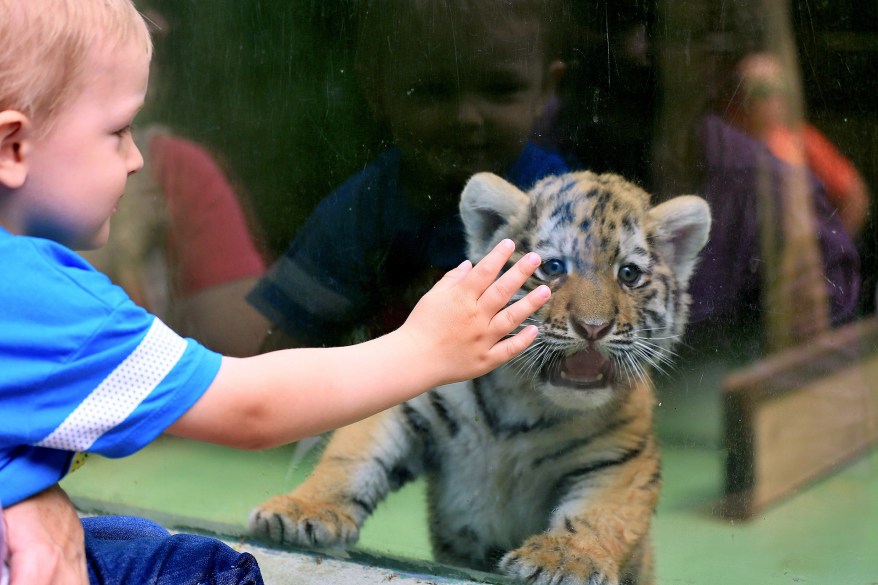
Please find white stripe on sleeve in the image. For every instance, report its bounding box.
[36,318,187,452]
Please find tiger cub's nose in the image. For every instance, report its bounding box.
[572,318,615,341]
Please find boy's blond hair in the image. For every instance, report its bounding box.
[0,0,152,137]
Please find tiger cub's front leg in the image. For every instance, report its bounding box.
[249,408,420,548]
[500,438,661,585]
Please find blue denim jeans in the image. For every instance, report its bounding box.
[83,516,264,585]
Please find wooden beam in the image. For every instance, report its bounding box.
[720,317,878,519]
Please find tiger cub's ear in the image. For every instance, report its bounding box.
[648,195,712,287]
[460,173,530,261]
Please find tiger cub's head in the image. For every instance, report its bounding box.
[460,171,711,410]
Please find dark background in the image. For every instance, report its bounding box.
[139,0,878,311]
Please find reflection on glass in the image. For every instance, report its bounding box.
[61,1,877,583]
[248,0,571,352]
[658,1,863,350]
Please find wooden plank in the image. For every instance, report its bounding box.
[720,317,878,519]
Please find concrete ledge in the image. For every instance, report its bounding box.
[75,498,502,585]
[230,540,505,585]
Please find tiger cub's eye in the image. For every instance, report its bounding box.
[537,258,566,280]
[617,264,643,286]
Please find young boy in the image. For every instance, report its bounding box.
[248,0,572,352]
[0,1,550,583]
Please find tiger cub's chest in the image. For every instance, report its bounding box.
[420,380,594,543]
[429,428,557,542]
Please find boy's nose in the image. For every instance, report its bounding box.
[456,96,484,127]
[127,140,145,175]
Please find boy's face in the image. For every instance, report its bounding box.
[17,40,149,250]
[375,14,554,189]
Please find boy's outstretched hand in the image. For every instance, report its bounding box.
[170,239,549,448]
[399,239,550,386]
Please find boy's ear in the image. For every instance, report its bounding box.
[0,110,30,189]
[548,60,566,87]
[543,60,566,95]
[535,60,566,114]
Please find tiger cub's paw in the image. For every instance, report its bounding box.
[500,534,620,585]
[248,494,359,548]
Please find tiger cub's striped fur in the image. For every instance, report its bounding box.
[250,171,711,585]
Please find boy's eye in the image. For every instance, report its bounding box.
[406,81,453,101]
[114,125,132,137]
[480,71,531,102]
[484,81,526,101]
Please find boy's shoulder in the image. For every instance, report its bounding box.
[0,229,132,320]
[505,142,571,191]
[1,229,75,283]
[2,229,106,286]
[302,147,407,231]
[326,147,402,206]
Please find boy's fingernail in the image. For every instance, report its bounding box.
[499,239,514,251]
[535,284,551,298]
[524,252,541,266]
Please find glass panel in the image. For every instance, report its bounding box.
[63,0,878,582]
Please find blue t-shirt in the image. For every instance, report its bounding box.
[248,143,569,345]
[0,227,222,506]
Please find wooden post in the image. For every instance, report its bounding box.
[721,317,878,519]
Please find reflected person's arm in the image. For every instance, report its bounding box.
[836,174,870,238]
[173,276,271,358]
[258,324,307,353]
[4,485,87,585]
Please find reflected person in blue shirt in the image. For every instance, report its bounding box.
[249,0,573,350]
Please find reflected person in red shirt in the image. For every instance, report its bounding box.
[723,52,870,238]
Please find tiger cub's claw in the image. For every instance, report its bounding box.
[500,534,620,585]
[248,494,359,548]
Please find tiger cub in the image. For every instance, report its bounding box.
[249,171,711,585]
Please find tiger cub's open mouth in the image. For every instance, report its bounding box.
[543,348,616,390]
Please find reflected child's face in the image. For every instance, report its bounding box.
[375,13,556,191]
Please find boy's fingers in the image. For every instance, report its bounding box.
[489,324,540,365]
[492,285,550,334]
[479,252,542,314]
[433,259,473,291]
[463,239,516,293]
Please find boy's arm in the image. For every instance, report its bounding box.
[4,486,87,585]
[167,240,550,449]
[257,326,306,353]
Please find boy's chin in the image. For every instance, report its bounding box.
[425,157,504,188]
[75,225,111,251]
